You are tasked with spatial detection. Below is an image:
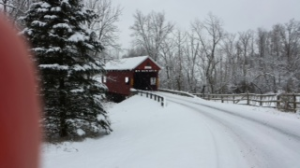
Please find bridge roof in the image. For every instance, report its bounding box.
[104,56,161,71]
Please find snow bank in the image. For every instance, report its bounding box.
[42,95,213,168]
[42,94,300,168]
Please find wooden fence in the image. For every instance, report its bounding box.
[195,93,300,112]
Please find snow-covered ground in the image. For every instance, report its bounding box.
[42,93,300,168]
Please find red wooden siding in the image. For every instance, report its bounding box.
[105,71,133,96]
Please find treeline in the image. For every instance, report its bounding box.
[128,11,300,94]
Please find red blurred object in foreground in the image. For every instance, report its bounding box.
[0,16,41,168]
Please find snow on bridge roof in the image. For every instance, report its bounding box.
[104,56,161,70]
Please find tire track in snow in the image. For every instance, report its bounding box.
[163,93,300,168]
[200,119,221,168]
[164,93,300,141]
[167,98,257,168]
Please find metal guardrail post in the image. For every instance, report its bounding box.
[137,90,165,107]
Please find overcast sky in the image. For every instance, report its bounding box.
[112,0,300,50]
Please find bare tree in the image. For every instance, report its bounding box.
[185,32,200,92]
[130,10,174,61]
[85,0,122,62]
[85,0,122,48]
[191,13,225,93]
[277,19,300,92]
[123,46,148,58]
[0,0,9,14]
[160,37,175,89]
[172,28,187,91]
[256,28,269,58]
[0,0,32,26]
[222,34,236,85]
[238,31,254,82]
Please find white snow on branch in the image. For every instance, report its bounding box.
[44,15,58,19]
[46,47,61,53]
[53,23,72,32]
[19,28,31,35]
[50,7,61,12]
[97,114,106,121]
[32,20,47,27]
[41,2,51,8]
[53,23,71,29]
[39,64,69,70]
[72,62,103,71]
[84,43,94,49]
[72,64,93,71]
[32,47,46,52]
[71,88,84,93]
[61,0,71,7]
[68,32,87,42]
[36,8,48,13]
[73,64,86,71]
[76,129,85,136]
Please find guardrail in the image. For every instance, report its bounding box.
[158,88,195,98]
[132,89,166,107]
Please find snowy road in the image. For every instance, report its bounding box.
[158,92,300,168]
[43,93,300,168]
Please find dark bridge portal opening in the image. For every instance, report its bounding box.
[134,72,157,90]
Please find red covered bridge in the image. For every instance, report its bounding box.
[103,56,161,100]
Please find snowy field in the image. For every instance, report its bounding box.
[42,93,300,168]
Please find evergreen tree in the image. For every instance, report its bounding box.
[21,0,112,140]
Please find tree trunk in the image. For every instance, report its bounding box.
[59,78,67,137]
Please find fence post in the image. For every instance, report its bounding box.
[247,93,250,105]
[293,94,297,112]
[277,95,280,109]
[260,95,263,106]
[146,93,148,98]
[161,97,164,107]
[221,96,224,103]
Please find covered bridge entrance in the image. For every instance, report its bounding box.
[134,71,157,90]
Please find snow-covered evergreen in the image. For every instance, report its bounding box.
[22,0,111,140]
